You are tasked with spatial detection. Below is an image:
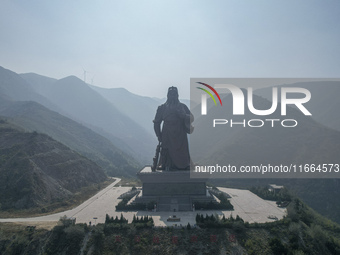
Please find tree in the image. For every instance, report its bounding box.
[269,238,287,254]
[196,214,200,223]
[105,214,110,224]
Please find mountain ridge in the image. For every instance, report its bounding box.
[0,99,140,177]
[0,118,107,210]
[19,72,157,162]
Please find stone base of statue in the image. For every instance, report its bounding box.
[134,166,217,211]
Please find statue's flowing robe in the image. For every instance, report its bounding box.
[154,102,193,170]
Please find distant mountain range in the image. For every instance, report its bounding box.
[20,72,157,163]
[89,85,160,136]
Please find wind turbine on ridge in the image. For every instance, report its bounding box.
[82,67,90,83]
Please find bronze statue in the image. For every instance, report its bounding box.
[153,86,194,171]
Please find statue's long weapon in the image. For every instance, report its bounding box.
[151,142,161,171]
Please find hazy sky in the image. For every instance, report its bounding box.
[1,0,339,99]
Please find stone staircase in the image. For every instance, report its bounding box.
[132,189,220,211]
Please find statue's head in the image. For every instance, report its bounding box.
[167,86,179,102]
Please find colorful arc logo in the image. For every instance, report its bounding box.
[196,82,222,106]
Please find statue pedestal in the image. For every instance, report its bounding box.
[135,166,215,211]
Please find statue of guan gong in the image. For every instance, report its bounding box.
[152,86,194,171]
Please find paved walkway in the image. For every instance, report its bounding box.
[0,179,286,226]
[218,187,286,223]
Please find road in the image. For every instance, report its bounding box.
[0,178,127,224]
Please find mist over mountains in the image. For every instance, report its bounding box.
[1,66,340,223]
[0,66,163,165]
[0,66,151,211]
[0,65,164,211]
[20,72,157,163]
[89,85,160,136]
